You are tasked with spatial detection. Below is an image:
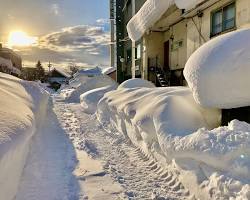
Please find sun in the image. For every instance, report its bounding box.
[8,31,37,47]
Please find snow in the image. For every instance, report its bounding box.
[127,0,206,41]
[96,85,250,199]
[80,85,118,114]
[184,28,250,109]
[102,67,116,75]
[127,0,174,41]
[61,74,117,103]
[118,78,155,89]
[76,66,102,77]
[0,73,49,200]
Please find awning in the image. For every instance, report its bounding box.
[127,0,206,41]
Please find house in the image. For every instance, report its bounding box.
[112,0,250,124]
[0,44,22,76]
[114,0,250,85]
[48,68,71,89]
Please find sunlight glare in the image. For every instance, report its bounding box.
[8,31,37,47]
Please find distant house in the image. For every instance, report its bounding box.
[0,44,22,76]
[48,68,71,85]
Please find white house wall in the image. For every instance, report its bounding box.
[187,0,250,59]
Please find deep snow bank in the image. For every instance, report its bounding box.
[96,85,250,199]
[0,73,49,200]
[80,85,118,114]
[184,28,250,109]
[61,73,116,103]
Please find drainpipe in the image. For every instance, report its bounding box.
[131,0,136,78]
[110,0,115,68]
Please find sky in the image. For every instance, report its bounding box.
[0,0,110,70]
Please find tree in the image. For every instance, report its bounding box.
[35,60,45,81]
[68,65,79,76]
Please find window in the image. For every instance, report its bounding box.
[211,2,235,36]
[135,44,141,59]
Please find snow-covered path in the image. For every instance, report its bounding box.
[54,94,191,200]
[16,99,79,200]
[16,94,191,200]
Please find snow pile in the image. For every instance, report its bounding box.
[61,73,117,103]
[80,85,118,114]
[118,78,155,89]
[127,0,205,41]
[76,67,102,77]
[184,29,250,109]
[96,84,250,199]
[102,67,116,75]
[0,73,49,200]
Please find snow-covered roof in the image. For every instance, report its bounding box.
[127,0,205,41]
[52,68,71,78]
[102,67,116,75]
[76,67,102,77]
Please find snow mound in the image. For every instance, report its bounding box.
[96,86,250,199]
[80,85,118,114]
[184,29,250,109]
[61,74,116,103]
[0,57,21,75]
[0,73,49,200]
[76,67,102,77]
[118,78,155,90]
[102,67,116,75]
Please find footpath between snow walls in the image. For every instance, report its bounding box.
[95,80,250,199]
[0,73,49,200]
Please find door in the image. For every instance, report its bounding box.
[164,41,170,71]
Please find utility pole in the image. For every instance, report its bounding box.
[48,61,52,73]
[131,0,136,78]
[110,0,115,68]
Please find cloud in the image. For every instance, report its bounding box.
[16,24,111,69]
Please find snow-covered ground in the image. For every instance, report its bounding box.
[1,55,250,199]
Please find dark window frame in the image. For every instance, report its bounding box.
[210,1,236,37]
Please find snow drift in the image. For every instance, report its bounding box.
[61,73,117,103]
[184,28,250,109]
[96,82,250,199]
[80,85,118,114]
[118,78,155,90]
[0,73,49,200]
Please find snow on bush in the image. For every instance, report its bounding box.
[184,29,250,109]
[80,85,118,114]
[0,73,49,200]
[61,73,116,103]
[118,78,155,90]
[97,85,250,199]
